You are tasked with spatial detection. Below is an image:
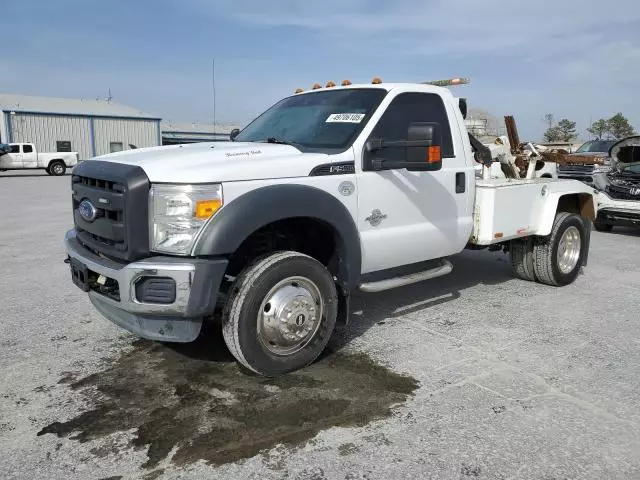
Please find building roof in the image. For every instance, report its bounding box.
[0,93,160,119]
[161,121,241,135]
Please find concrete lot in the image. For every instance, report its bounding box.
[1,170,640,480]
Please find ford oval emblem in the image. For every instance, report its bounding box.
[78,199,98,222]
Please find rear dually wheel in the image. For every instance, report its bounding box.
[533,212,587,286]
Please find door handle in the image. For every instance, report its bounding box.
[455,172,466,193]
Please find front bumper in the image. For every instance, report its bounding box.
[64,229,228,342]
[595,192,640,227]
[557,171,608,191]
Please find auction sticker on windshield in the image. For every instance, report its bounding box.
[326,113,366,123]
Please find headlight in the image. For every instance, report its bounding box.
[150,184,223,255]
[594,157,612,173]
[593,164,611,173]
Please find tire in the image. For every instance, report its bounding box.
[509,238,536,282]
[594,217,613,232]
[49,161,66,176]
[533,212,587,287]
[222,251,338,376]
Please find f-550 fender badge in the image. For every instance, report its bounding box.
[366,209,387,227]
[339,181,355,196]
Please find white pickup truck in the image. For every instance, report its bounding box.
[64,78,596,376]
[0,142,79,175]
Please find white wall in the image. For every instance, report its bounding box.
[7,113,93,159]
[93,118,159,156]
[0,111,8,144]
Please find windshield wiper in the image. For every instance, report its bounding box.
[261,137,303,149]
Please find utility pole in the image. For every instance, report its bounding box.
[212,58,217,134]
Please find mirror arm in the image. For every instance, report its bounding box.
[367,138,434,151]
[371,159,436,171]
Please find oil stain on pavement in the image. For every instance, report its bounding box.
[37,330,418,469]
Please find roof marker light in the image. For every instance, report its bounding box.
[424,77,471,87]
[341,79,352,86]
[295,88,304,93]
[371,77,383,84]
[312,83,322,90]
[326,81,336,88]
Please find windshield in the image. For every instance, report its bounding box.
[234,88,388,151]
[576,140,616,153]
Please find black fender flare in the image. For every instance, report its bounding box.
[193,184,362,289]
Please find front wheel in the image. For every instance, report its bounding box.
[533,212,587,286]
[222,251,338,376]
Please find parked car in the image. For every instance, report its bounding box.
[594,136,640,231]
[0,142,79,175]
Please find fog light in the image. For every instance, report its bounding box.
[135,277,176,304]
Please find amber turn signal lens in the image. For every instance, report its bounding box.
[195,199,222,219]
[427,146,441,163]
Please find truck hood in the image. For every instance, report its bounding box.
[609,136,640,170]
[90,142,335,183]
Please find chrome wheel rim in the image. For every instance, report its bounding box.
[257,276,324,356]
[52,164,63,174]
[557,226,581,274]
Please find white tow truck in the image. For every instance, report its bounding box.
[64,77,596,376]
[0,142,79,175]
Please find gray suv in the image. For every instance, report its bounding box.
[556,140,617,190]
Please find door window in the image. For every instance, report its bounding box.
[23,144,33,153]
[110,142,123,153]
[10,145,20,153]
[369,92,455,162]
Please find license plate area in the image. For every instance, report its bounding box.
[69,257,91,292]
[68,257,121,301]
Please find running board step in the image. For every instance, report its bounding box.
[358,260,453,293]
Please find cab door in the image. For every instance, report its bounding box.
[21,144,37,168]
[2,144,23,168]
[355,91,474,274]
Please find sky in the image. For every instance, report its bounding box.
[2,0,640,140]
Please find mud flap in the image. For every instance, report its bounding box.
[582,217,592,268]
[335,288,350,330]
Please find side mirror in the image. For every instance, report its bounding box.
[405,122,443,171]
[229,128,240,141]
[363,122,443,172]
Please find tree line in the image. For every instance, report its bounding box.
[543,113,636,142]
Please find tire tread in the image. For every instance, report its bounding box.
[509,238,536,282]
[222,251,331,375]
[533,212,575,286]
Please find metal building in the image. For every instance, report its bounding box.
[161,121,240,145]
[0,94,161,160]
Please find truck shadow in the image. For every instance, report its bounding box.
[328,248,513,353]
[0,172,69,178]
[602,227,640,238]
